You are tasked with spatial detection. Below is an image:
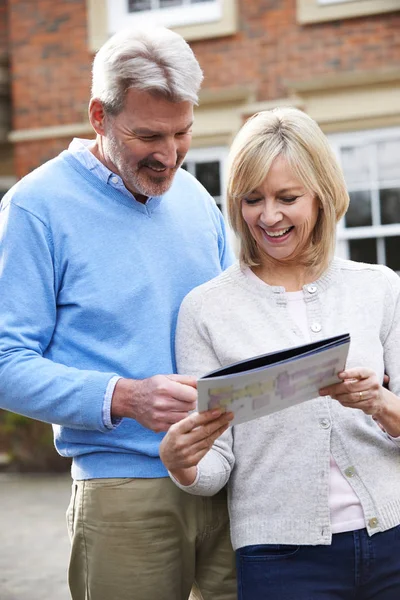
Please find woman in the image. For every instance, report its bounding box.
[160,107,400,600]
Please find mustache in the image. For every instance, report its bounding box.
[138,156,183,170]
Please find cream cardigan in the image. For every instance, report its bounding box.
[174,258,400,550]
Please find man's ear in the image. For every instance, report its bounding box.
[88,98,106,135]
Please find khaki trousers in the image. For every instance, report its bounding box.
[67,477,237,600]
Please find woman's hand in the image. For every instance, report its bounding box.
[320,367,386,416]
[159,408,234,486]
[320,367,400,437]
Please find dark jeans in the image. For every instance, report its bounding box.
[236,526,400,600]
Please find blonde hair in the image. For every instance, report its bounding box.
[227,107,349,273]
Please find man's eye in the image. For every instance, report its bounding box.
[139,136,157,141]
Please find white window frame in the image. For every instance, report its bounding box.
[328,127,400,268]
[317,0,357,5]
[183,146,236,248]
[297,0,400,24]
[107,0,221,32]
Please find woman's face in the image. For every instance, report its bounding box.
[241,155,320,264]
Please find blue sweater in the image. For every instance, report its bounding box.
[0,151,233,479]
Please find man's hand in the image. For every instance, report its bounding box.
[111,375,197,432]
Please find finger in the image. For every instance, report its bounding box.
[190,423,231,456]
[166,374,198,388]
[189,413,233,443]
[320,378,370,397]
[169,408,227,435]
[166,380,198,404]
[338,368,374,381]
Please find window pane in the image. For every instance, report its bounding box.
[341,145,370,186]
[159,0,182,7]
[385,236,400,273]
[380,188,400,225]
[345,191,372,228]
[349,239,377,264]
[377,139,400,182]
[128,0,152,11]
[195,161,221,197]
[191,0,212,3]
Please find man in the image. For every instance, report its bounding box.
[0,26,236,600]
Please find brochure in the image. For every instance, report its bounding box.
[197,333,350,426]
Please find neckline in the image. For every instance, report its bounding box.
[235,260,340,298]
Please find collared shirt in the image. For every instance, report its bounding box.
[69,137,138,201]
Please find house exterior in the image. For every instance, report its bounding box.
[2,0,400,269]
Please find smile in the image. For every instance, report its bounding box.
[263,226,293,238]
[145,166,167,173]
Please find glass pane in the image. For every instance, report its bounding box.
[195,161,221,197]
[377,139,400,182]
[191,0,212,3]
[341,145,370,186]
[128,0,152,11]
[349,238,377,264]
[181,162,188,170]
[160,0,182,7]
[380,188,400,225]
[385,236,400,273]
[345,190,372,228]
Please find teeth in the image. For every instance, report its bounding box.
[265,227,291,238]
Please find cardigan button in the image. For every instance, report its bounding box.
[307,285,317,294]
[368,517,379,528]
[320,418,331,429]
[344,466,356,478]
[311,322,322,333]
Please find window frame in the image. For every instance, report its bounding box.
[317,0,357,5]
[183,145,236,248]
[111,0,221,31]
[297,0,400,24]
[87,0,238,50]
[328,127,400,270]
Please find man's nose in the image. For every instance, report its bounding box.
[153,138,178,169]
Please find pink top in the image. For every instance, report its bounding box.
[245,268,365,533]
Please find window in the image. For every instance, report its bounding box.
[88,0,237,49]
[329,128,400,274]
[297,0,400,24]
[182,145,237,250]
[108,0,221,33]
[182,146,228,214]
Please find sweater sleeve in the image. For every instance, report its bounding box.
[174,288,235,495]
[0,200,117,431]
[382,267,400,446]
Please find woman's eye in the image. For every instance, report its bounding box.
[244,197,262,205]
[280,197,298,203]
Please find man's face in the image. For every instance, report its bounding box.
[99,88,194,199]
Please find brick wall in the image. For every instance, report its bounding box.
[9,0,92,175]
[8,0,400,176]
[192,0,400,100]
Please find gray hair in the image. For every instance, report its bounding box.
[91,26,203,114]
